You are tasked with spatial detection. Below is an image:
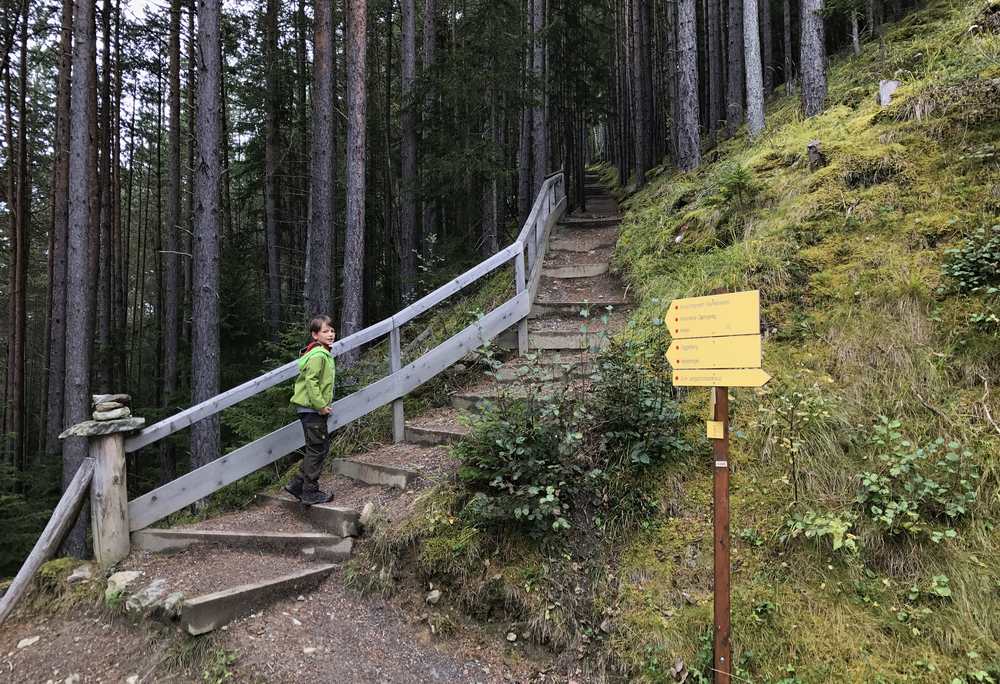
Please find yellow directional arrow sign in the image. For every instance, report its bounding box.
[671,368,772,388]
[668,290,760,339]
[668,334,761,370]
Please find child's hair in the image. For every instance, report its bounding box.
[308,315,333,335]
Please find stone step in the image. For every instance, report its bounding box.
[332,457,418,489]
[181,563,337,636]
[529,329,612,352]
[560,216,621,229]
[530,300,632,319]
[548,235,618,252]
[404,423,469,447]
[131,528,351,556]
[258,494,361,538]
[495,359,594,384]
[541,263,610,279]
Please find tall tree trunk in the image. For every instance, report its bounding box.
[341,0,367,362]
[305,0,336,318]
[850,10,860,55]
[399,0,417,302]
[421,0,437,247]
[517,3,531,223]
[190,0,222,472]
[63,0,98,556]
[96,0,113,394]
[783,0,794,94]
[800,0,826,116]
[631,0,650,187]
[676,0,701,171]
[46,0,73,459]
[162,0,182,484]
[263,0,282,335]
[726,0,746,135]
[744,0,765,136]
[760,0,773,95]
[707,0,723,143]
[531,0,546,194]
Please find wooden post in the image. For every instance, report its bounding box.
[514,250,529,356]
[712,385,732,684]
[390,323,404,443]
[90,433,130,568]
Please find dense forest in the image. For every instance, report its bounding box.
[0,0,922,574]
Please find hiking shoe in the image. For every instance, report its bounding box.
[283,481,303,500]
[300,489,334,506]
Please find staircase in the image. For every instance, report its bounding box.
[114,172,631,637]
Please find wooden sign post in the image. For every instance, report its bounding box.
[667,290,770,684]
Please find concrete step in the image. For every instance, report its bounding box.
[131,528,351,556]
[495,358,594,384]
[181,563,337,635]
[404,423,469,447]
[258,494,361,538]
[332,457,418,489]
[560,217,620,229]
[530,300,632,319]
[541,263,610,279]
[548,235,618,252]
[529,329,612,352]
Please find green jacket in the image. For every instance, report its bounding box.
[290,345,336,411]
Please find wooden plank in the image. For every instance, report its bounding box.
[90,434,130,569]
[128,293,531,531]
[124,318,393,454]
[514,251,529,355]
[0,458,94,625]
[527,197,567,305]
[390,324,404,443]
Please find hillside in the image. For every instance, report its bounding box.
[362,1,1000,681]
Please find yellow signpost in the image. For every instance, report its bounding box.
[664,289,770,684]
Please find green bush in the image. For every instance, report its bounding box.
[941,223,1000,295]
[856,417,979,542]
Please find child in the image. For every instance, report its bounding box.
[285,315,337,505]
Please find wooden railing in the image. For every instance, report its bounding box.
[125,172,565,532]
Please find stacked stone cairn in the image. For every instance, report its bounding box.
[92,393,132,421]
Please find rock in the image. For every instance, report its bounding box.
[60,417,145,439]
[93,407,132,421]
[807,140,827,171]
[303,647,317,655]
[878,79,901,107]
[16,636,40,649]
[162,592,185,618]
[426,589,442,605]
[105,570,141,600]
[301,547,316,557]
[67,564,93,584]
[359,502,376,528]
[92,393,131,406]
[63,675,80,684]
[126,578,169,613]
[126,676,139,684]
[94,401,125,412]
[290,617,302,626]
[506,632,517,642]
[599,618,613,634]
[297,595,306,602]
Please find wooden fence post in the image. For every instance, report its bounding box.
[90,432,130,568]
[514,251,529,356]
[390,322,404,443]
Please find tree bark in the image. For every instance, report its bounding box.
[800,0,826,116]
[341,0,367,361]
[421,0,437,243]
[263,0,282,334]
[95,0,113,395]
[531,0,546,194]
[400,0,417,302]
[46,0,74,459]
[162,0,182,484]
[305,0,336,318]
[744,0,765,137]
[783,0,794,94]
[850,10,861,55]
[63,0,98,556]
[726,0,746,135]
[707,0,723,143]
[676,0,701,171]
[760,0,773,95]
[190,0,222,472]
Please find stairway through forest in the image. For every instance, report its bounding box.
[103,173,631,680]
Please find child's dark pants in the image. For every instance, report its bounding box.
[293,413,330,492]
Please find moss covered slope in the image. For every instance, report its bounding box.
[610,1,999,680]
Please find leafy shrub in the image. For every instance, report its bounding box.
[941,223,1000,295]
[455,340,692,538]
[856,417,979,542]
[780,510,859,553]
